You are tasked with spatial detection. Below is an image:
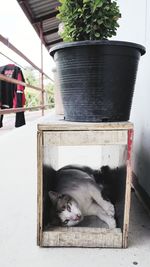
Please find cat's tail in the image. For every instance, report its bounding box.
[94,165,126,205]
[93,165,111,184]
[94,165,118,203]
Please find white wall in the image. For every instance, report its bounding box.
[116,0,150,196]
[116,0,147,44]
[130,0,150,196]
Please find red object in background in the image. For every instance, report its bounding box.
[13,71,26,108]
[0,64,26,127]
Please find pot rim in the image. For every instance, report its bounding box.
[49,40,146,57]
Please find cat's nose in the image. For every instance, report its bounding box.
[76,215,81,221]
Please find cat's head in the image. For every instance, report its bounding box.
[48,191,83,226]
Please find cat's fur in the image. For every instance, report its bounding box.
[48,165,116,229]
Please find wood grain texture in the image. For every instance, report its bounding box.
[43,130,127,146]
[41,228,122,248]
[123,129,133,248]
[37,131,43,246]
[122,162,132,248]
[37,118,134,248]
[38,121,133,131]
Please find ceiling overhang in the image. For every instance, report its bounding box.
[16,0,62,51]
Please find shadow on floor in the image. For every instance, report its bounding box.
[128,191,150,247]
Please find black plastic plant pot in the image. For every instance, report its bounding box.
[50,40,146,122]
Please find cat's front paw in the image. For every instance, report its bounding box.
[107,217,116,229]
[104,202,115,217]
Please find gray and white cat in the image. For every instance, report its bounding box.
[49,165,116,229]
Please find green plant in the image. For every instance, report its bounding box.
[23,67,54,109]
[57,0,121,41]
[25,90,39,108]
[45,83,55,108]
[25,84,55,109]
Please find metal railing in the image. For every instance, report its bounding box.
[0,34,53,117]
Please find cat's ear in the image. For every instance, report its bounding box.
[48,191,61,204]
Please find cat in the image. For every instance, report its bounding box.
[48,165,116,229]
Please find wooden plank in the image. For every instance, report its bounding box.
[122,129,133,248]
[38,119,133,131]
[37,131,43,246]
[122,162,132,248]
[37,122,134,248]
[43,130,127,146]
[41,228,122,248]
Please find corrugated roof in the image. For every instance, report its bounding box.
[17,0,62,51]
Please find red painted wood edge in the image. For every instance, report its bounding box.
[127,129,134,161]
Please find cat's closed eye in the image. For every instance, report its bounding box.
[64,219,69,225]
[67,204,71,212]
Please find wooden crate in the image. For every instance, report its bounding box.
[37,119,133,248]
